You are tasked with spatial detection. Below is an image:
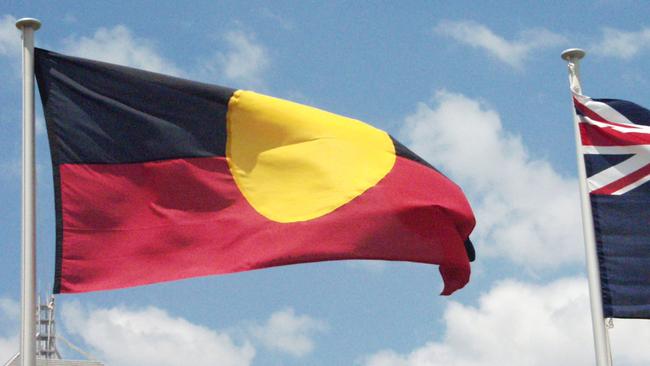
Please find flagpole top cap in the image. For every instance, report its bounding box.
[561,48,586,62]
[15,18,41,31]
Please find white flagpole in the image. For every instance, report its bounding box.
[15,17,41,366]
[561,48,612,366]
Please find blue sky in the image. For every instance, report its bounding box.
[2,1,650,365]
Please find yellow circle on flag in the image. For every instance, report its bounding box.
[226,90,396,223]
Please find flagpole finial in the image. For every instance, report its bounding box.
[15,18,41,31]
[562,48,587,94]
[561,48,586,62]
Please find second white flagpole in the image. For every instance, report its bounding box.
[16,17,41,366]
[561,48,612,366]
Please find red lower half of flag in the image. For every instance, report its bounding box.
[57,156,474,295]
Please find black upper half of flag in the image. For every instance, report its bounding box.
[35,48,439,168]
[35,48,235,164]
[35,49,450,174]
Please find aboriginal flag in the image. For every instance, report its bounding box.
[35,48,476,295]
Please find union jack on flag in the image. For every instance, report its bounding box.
[572,93,650,319]
[574,93,650,195]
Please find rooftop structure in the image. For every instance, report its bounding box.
[3,296,103,366]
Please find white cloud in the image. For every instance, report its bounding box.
[0,15,20,58]
[251,307,327,357]
[62,25,182,76]
[61,25,269,88]
[0,297,19,363]
[0,335,17,366]
[434,20,566,69]
[361,277,650,366]
[608,319,650,365]
[401,91,582,269]
[61,302,255,366]
[60,303,327,364]
[591,27,650,59]
[201,30,269,88]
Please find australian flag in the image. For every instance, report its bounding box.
[574,93,650,319]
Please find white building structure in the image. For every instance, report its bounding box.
[4,297,103,366]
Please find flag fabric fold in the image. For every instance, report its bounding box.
[35,48,476,295]
[574,93,650,318]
